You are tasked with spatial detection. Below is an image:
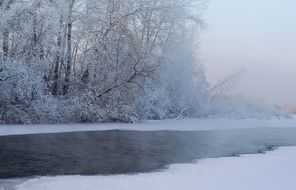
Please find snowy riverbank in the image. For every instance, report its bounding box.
[12,146,296,190]
[1,116,296,136]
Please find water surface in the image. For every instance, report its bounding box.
[1,128,296,179]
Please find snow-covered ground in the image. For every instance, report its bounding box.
[1,116,296,136]
[12,146,296,190]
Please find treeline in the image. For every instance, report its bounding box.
[0,0,212,124]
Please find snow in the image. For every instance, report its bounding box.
[13,146,296,190]
[1,117,296,136]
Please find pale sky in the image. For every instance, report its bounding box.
[200,0,296,104]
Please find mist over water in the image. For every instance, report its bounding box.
[1,128,296,179]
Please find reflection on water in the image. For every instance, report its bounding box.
[1,128,296,179]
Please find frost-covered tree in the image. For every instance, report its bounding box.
[0,0,212,124]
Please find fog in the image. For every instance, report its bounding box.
[0,0,293,123]
[201,0,296,104]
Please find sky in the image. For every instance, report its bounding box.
[200,0,296,104]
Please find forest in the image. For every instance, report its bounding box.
[0,0,284,124]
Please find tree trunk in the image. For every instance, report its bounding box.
[63,0,74,95]
[52,14,64,96]
[3,29,9,59]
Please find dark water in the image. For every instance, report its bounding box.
[1,128,296,179]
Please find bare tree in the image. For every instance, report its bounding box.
[210,67,246,94]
